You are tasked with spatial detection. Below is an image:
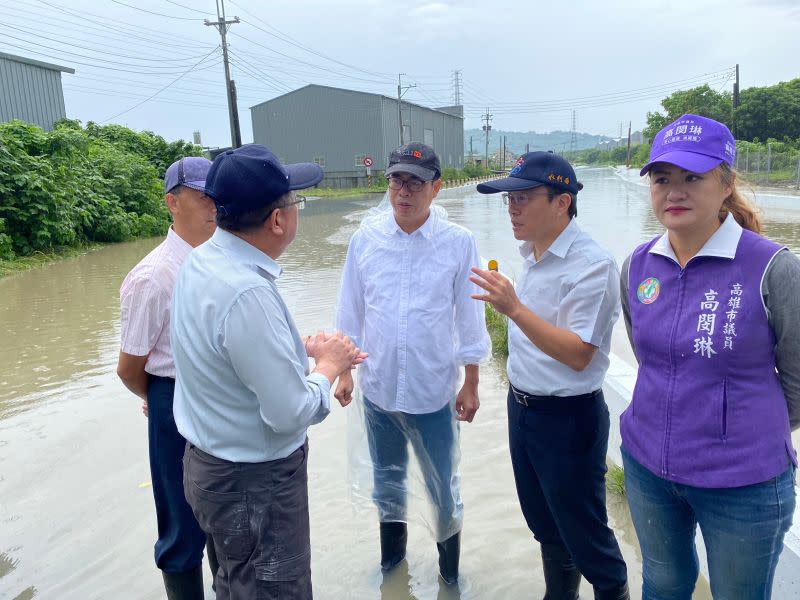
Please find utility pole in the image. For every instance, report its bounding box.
[469,135,473,165]
[205,0,241,148]
[397,74,416,145]
[482,108,492,169]
[625,121,632,168]
[502,135,506,170]
[732,63,740,138]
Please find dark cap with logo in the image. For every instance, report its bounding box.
[385,142,441,181]
[477,151,583,195]
[204,144,323,217]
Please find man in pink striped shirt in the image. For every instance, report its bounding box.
[117,156,217,599]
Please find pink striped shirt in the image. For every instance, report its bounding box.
[119,227,193,378]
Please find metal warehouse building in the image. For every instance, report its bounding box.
[251,84,464,188]
[0,52,74,131]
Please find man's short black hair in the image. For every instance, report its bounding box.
[216,191,292,233]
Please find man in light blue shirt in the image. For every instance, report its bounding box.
[172,144,362,599]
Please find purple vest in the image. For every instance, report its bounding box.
[621,230,796,487]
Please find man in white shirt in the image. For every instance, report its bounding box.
[117,156,218,598]
[336,142,490,585]
[471,152,629,600]
[172,144,361,599]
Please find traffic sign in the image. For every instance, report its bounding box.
[363,156,374,167]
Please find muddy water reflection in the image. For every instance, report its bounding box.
[3,168,796,598]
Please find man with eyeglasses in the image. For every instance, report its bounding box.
[471,152,629,600]
[336,142,490,585]
[171,144,363,598]
[117,156,220,598]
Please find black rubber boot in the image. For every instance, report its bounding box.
[541,543,581,600]
[436,531,460,585]
[380,521,408,571]
[593,582,630,600]
[162,564,204,600]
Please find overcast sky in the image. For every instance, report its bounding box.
[3,0,799,148]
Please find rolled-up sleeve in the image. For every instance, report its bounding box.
[336,234,365,347]
[559,258,621,346]
[222,287,330,435]
[454,235,491,365]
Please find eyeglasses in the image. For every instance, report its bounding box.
[283,195,306,210]
[387,176,427,192]
[502,190,549,206]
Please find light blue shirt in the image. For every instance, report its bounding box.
[172,228,330,463]
[508,218,620,396]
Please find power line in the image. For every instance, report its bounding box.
[163,0,215,16]
[227,0,395,80]
[0,21,216,65]
[101,46,221,123]
[108,0,207,21]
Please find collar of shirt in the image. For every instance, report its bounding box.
[385,208,437,239]
[209,227,283,280]
[518,218,581,263]
[650,212,742,262]
[166,225,193,262]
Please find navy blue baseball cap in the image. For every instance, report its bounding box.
[204,144,324,217]
[477,151,583,195]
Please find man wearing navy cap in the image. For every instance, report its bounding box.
[171,144,363,599]
[336,142,490,585]
[117,156,219,598]
[471,152,629,599]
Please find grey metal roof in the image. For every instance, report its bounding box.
[250,83,460,118]
[0,51,75,74]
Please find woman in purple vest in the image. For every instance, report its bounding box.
[620,114,799,599]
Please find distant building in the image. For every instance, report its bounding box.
[251,84,464,188]
[0,52,74,131]
[597,130,645,150]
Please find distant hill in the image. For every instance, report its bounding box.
[464,129,611,156]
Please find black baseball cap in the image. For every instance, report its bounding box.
[477,151,583,195]
[204,144,323,217]
[385,142,441,181]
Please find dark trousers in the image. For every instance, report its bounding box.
[147,375,207,573]
[507,386,627,591]
[183,441,312,600]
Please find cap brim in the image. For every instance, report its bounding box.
[385,163,438,181]
[182,180,208,192]
[476,177,546,194]
[286,162,324,190]
[640,151,723,176]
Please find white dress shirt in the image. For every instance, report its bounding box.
[119,226,191,378]
[336,207,491,414]
[172,228,330,463]
[508,218,620,396]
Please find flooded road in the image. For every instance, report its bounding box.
[3,166,797,598]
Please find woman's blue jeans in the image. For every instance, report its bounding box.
[622,447,795,600]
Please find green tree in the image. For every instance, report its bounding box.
[644,85,733,141]
[736,78,800,142]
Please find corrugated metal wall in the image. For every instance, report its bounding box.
[252,85,464,184]
[252,86,384,174]
[0,57,67,131]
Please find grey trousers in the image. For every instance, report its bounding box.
[183,440,312,600]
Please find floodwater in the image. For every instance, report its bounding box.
[3,167,798,599]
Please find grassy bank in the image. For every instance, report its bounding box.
[0,242,104,278]
[308,186,387,198]
[485,303,509,358]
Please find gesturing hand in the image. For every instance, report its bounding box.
[469,267,522,318]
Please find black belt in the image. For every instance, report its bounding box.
[510,384,602,408]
